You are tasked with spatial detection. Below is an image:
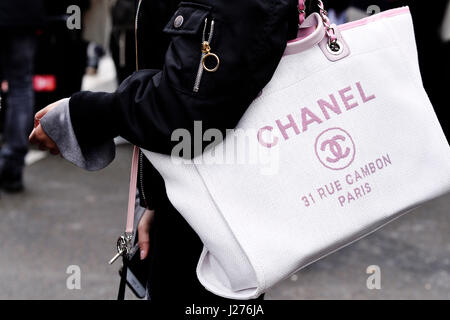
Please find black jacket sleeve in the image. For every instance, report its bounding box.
[69,0,299,156]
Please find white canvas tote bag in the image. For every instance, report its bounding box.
[136,4,450,299]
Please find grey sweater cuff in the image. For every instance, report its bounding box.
[40,98,116,171]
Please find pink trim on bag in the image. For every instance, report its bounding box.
[288,7,410,45]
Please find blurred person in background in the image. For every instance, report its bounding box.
[327,0,365,24]
[42,0,91,101]
[0,0,46,192]
[109,0,136,83]
[327,0,352,25]
[83,0,110,75]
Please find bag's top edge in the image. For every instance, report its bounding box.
[287,6,410,47]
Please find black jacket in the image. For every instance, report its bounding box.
[0,0,46,28]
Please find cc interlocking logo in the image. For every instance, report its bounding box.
[315,127,356,170]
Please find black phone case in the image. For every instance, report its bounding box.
[119,243,150,299]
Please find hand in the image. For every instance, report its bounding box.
[29,99,65,155]
[137,209,156,260]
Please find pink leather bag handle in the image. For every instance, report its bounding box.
[298,0,306,24]
[298,1,337,43]
[125,146,140,234]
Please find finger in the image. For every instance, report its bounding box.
[139,240,150,260]
[34,117,40,129]
[34,126,57,151]
[34,103,55,128]
[34,111,46,128]
[30,125,45,145]
[138,210,153,260]
[35,104,52,122]
[138,222,150,260]
[29,129,37,144]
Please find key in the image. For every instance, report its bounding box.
[108,248,124,265]
[108,234,132,265]
[108,234,130,265]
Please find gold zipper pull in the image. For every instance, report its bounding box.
[201,41,220,73]
[202,41,211,54]
[194,19,220,92]
[201,20,220,73]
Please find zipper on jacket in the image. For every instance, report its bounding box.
[193,18,215,93]
[138,150,148,207]
[134,0,149,208]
